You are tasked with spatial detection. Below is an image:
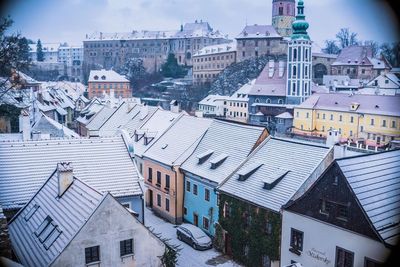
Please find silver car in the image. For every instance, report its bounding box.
[176,224,212,250]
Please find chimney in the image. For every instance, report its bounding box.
[170,100,180,113]
[19,109,31,141]
[57,162,74,197]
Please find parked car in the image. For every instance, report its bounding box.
[176,224,212,250]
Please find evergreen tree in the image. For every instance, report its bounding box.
[36,39,44,62]
[161,53,186,78]
[323,40,340,54]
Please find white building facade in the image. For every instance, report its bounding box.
[286,0,312,105]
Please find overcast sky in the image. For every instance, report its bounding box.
[4,0,399,48]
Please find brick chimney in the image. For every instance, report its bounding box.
[57,162,74,197]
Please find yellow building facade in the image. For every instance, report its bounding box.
[293,94,400,148]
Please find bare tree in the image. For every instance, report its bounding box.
[0,16,31,99]
[364,40,379,57]
[380,42,400,67]
[335,28,359,48]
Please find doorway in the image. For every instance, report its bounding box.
[193,213,199,226]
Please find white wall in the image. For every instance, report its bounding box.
[281,210,391,267]
[52,194,165,267]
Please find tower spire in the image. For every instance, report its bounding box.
[291,0,310,40]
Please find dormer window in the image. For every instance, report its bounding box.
[210,153,228,169]
[94,75,99,80]
[197,149,214,164]
[263,168,289,190]
[101,75,106,80]
[237,163,263,181]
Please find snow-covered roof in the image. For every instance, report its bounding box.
[85,30,177,41]
[32,113,80,139]
[0,135,142,210]
[193,42,236,57]
[133,109,182,157]
[297,93,400,117]
[174,21,226,39]
[336,150,400,246]
[198,95,228,106]
[143,115,212,166]
[181,120,266,184]
[236,24,281,39]
[9,166,105,266]
[218,137,331,212]
[249,60,287,96]
[275,112,293,119]
[228,79,255,101]
[85,105,117,131]
[88,69,129,83]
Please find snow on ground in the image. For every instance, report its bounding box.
[144,202,241,267]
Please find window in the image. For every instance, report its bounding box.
[317,113,320,119]
[382,120,387,127]
[85,246,100,264]
[322,113,326,120]
[350,130,353,136]
[166,198,170,212]
[186,181,191,192]
[184,207,187,215]
[223,202,230,218]
[120,239,134,257]
[371,118,374,126]
[156,171,161,186]
[364,257,383,267]
[25,204,40,221]
[296,112,299,118]
[205,188,210,201]
[193,184,198,195]
[290,228,303,251]
[339,115,342,122]
[350,116,354,123]
[148,167,153,182]
[336,246,354,267]
[165,174,170,189]
[360,126,364,132]
[35,216,52,237]
[392,121,396,128]
[265,221,272,235]
[330,114,334,121]
[306,112,309,118]
[121,203,131,209]
[337,204,348,220]
[157,194,161,207]
[320,199,333,214]
[203,217,210,230]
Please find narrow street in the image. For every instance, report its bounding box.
[144,206,241,267]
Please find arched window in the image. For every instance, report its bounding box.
[292,83,296,94]
[278,99,284,104]
[305,66,308,77]
[305,83,308,95]
[255,98,260,103]
[266,98,271,104]
[293,66,297,77]
[293,48,297,60]
[305,49,309,60]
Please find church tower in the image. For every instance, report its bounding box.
[272,0,296,37]
[286,0,312,105]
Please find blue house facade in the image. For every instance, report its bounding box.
[183,172,219,236]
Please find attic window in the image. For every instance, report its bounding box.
[263,168,290,190]
[197,149,214,164]
[210,153,228,169]
[237,163,263,181]
[161,144,168,149]
[375,105,379,109]
[335,102,338,105]
[93,75,99,80]
[101,75,106,80]
[43,226,62,250]
[24,204,40,221]
[134,130,145,142]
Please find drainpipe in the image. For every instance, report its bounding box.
[174,166,178,225]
